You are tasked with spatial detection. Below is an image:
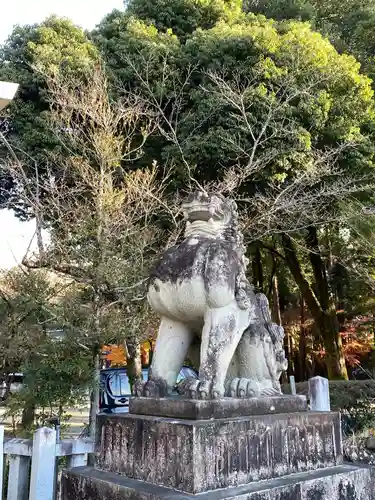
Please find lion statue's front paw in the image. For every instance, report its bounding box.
[134,377,168,397]
[177,377,225,400]
[133,378,146,397]
[227,377,262,398]
[227,377,282,398]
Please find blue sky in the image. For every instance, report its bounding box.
[0,0,124,269]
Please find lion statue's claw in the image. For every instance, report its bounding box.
[134,377,168,398]
[227,377,282,398]
[177,377,225,400]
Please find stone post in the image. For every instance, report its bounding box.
[308,376,330,411]
[289,376,297,396]
[29,427,57,500]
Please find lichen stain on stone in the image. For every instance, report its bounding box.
[338,481,358,500]
[306,484,326,500]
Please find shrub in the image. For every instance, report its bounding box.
[283,379,375,434]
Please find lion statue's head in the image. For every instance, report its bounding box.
[182,191,241,244]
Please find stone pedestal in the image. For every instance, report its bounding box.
[95,410,341,493]
[61,396,375,500]
[62,464,375,500]
[129,394,307,419]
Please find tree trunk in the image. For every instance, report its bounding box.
[251,244,264,292]
[125,339,142,391]
[270,270,282,326]
[305,227,331,310]
[318,313,347,379]
[21,404,35,430]
[298,296,307,381]
[34,162,46,263]
[88,351,100,442]
[305,227,347,380]
[281,233,348,380]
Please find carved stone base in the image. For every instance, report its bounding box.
[61,464,375,500]
[129,395,307,419]
[96,411,342,494]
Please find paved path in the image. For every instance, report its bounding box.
[62,406,90,437]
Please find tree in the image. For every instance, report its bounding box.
[0,267,76,428]
[3,62,176,436]
[244,0,375,80]
[0,267,67,381]
[3,4,375,383]
[125,0,242,40]
[97,12,375,378]
[0,16,99,216]
[92,10,188,191]
[99,13,373,180]
[16,333,93,429]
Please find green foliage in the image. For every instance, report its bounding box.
[4,6,374,209]
[95,11,375,191]
[283,380,375,433]
[125,0,242,39]
[173,17,373,184]
[0,269,98,426]
[328,380,375,434]
[244,0,375,80]
[284,378,375,400]
[93,6,375,382]
[16,336,93,412]
[1,0,375,391]
[0,268,58,380]
[0,16,99,214]
[93,12,180,93]
[243,0,315,22]
[329,379,375,411]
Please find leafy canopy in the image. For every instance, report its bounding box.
[125,0,242,39]
[244,0,375,79]
[0,16,99,214]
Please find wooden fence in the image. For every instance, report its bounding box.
[0,425,94,500]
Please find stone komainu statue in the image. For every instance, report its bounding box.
[135,192,287,399]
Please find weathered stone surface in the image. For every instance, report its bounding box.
[366,436,375,450]
[61,463,375,500]
[96,411,342,494]
[129,395,307,420]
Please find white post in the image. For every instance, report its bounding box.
[309,376,330,411]
[289,375,297,396]
[0,425,4,500]
[29,427,56,500]
[7,455,30,500]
